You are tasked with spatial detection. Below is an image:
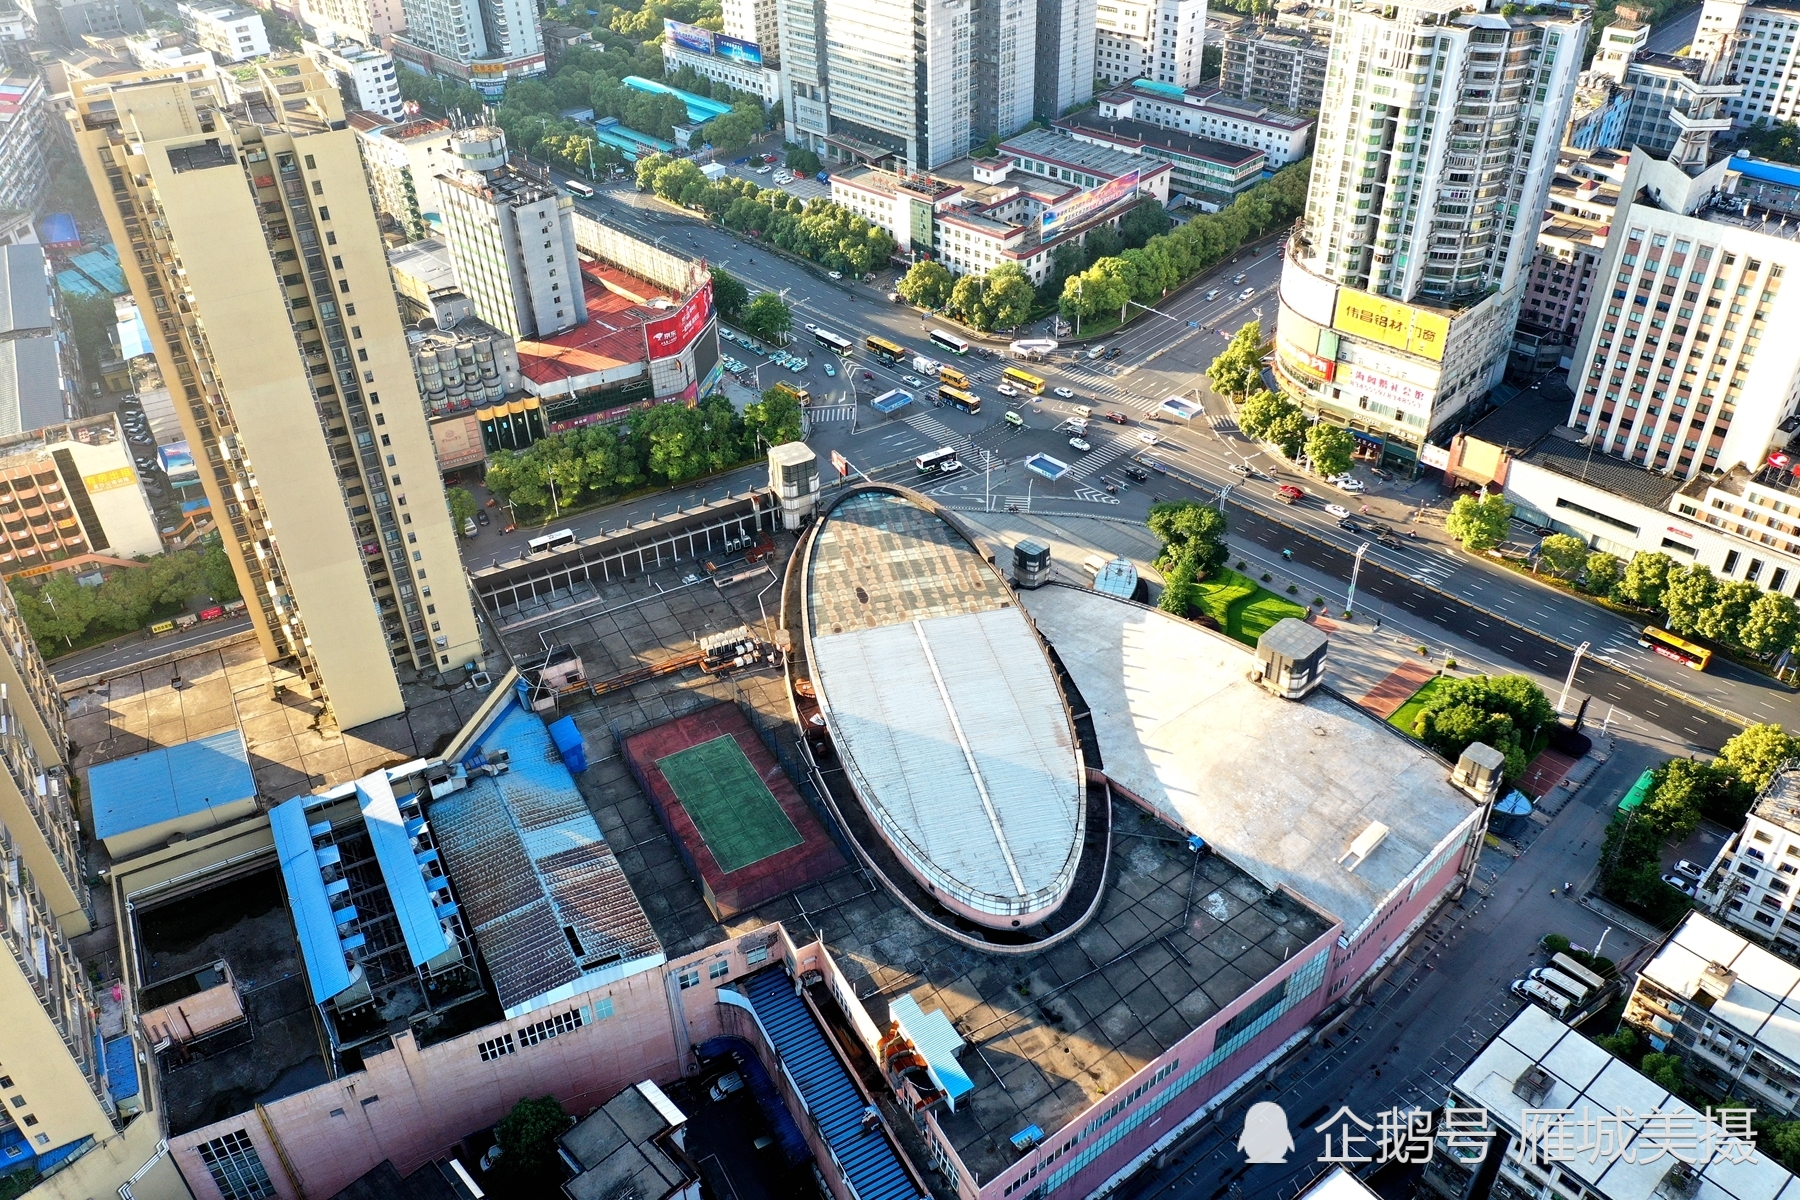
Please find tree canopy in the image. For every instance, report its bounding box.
[1445,492,1513,552]
[1407,674,1555,782]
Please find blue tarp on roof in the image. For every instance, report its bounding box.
[55,270,105,298]
[89,729,256,843]
[1732,156,1800,188]
[357,774,450,968]
[889,994,974,1108]
[270,796,354,1004]
[744,969,922,1200]
[548,715,587,773]
[117,308,152,359]
[67,246,126,296]
[37,213,78,248]
[103,1034,139,1105]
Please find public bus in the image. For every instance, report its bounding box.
[1551,954,1608,995]
[938,366,971,390]
[814,328,854,355]
[865,335,906,364]
[564,179,594,198]
[1639,626,1713,671]
[1001,366,1047,395]
[929,329,971,355]
[916,447,960,475]
[528,528,578,554]
[938,386,980,414]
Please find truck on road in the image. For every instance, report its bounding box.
[912,355,942,377]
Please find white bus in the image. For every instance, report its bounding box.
[915,447,960,475]
[564,179,594,198]
[1530,968,1591,1004]
[1551,953,1607,994]
[814,328,853,355]
[929,329,971,355]
[528,528,578,554]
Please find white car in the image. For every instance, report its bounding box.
[996,383,1018,396]
[1138,431,1160,446]
[1053,386,1075,398]
[805,323,818,332]
[1334,476,1367,494]
[1325,503,1350,519]
[1239,288,1257,300]
[1069,436,1092,452]
[1661,873,1697,896]
[755,165,772,174]
[1232,273,1248,284]
[827,270,843,280]
[1205,289,1220,301]
[774,173,793,184]
[902,374,926,387]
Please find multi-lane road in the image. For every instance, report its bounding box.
[500,175,1800,750]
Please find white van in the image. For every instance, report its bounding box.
[1512,978,1572,1018]
[1530,967,1591,1004]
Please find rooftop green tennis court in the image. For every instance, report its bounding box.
[656,735,803,872]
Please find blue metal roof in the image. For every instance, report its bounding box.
[270,797,353,1004]
[743,969,923,1200]
[89,729,256,842]
[104,1034,139,1105]
[1732,156,1800,188]
[356,775,450,968]
[889,995,974,1108]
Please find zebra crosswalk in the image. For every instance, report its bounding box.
[806,404,856,423]
[1065,435,1136,481]
[904,413,999,470]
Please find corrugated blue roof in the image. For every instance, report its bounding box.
[55,270,105,298]
[270,797,353,1004]
[1732,156,1800,188]
[89,729,256,842]
[889,995,974,1107]
[104,1034,139,1104]
[744,970,923,1200]
[67,246,126,296]
[356,774,449,967]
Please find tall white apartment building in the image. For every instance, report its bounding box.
[434,126,584,340]
[306,37,402,118]
[393,0,542,95]
[1693,0,1800,128]
[1271,0,1586,466]
[778,0,1033,170]
[301,0,403,50]
[1035,0,1095,121]
[721,0,777,54]
[1698,769,1800,960]
[1096,0,1207,90]
[181,0,269,62]
[1566,151,1800,480]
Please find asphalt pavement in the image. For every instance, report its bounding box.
[48,615,254,681]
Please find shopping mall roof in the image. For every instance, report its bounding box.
[515,268,669,389]
[428,698,665,1017]
[1019,586,1478,936]
[803,489,1085,922]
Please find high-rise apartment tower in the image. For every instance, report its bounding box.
[1271,0,1586,465]
[69,61,483,729]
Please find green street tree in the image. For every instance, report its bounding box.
[446,487,478,529]
[1617,551,1676,610]
[950,275,988,327]
[1583,550,1622,597]
[979,263,1034,331]
[1721,723,1800,793]
[897,260,953,309]
[1158,551,1200,617]
[1303,423,1355,479]
[1236,390,1292,442]
[740,291,793,343]
[744,385,804,447]
[1661,564,1718,636]
[1444,492,1513,552]
[1269,410,1309,459]
[493,1096,573,1193]
[1410,673,1554,781]
[785,145,822,175]
[1741,591,1800,658]
[1536,533,1588,580]
[1148,500,1229,580]
[710,267,749,320]
[1206,321,1263,399]
[1698,578,1759,647]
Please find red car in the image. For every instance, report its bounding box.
[1276,485,1304,504]
[198,605,226,621]
[1106,411,1129,424]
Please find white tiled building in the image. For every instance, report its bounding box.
[181,0,269,62]
[1694,0,1800,128]
[1095,0,1207,89]
[304,38,402,118]
[1699,768,1800,956]
[1095,80,1314,167]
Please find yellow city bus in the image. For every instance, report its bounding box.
[1001,366,1046,395]
[938,385,980,414]
[938,366,971,390]
[1639,626,1713,671]
[865,335,906,364]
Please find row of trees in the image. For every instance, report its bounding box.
[484,390,801,519]
[1230,374,1357,478]
[1058,160,1310,325]
[1147,501,1230,618]
[893,261,1035,332]
[16,542,239,653]
[636,155,897,276]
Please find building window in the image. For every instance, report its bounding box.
[709,959,730,980]
[478,1033,516,1061]
[678,968,701,989]
[197,1131,276,1200]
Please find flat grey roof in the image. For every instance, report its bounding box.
[1019,586,1478,935]
[998,127,1160,181]
[0,338,69,436]
[806,491,1084,915]
[0,245,52,337]
[1518,435,1686,510]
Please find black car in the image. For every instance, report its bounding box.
[1105,346,1123,359]
[476,509,490,526]
[1125,466,1149,482]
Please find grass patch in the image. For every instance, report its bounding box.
[1387,675,1448,736]
[1191,568,1307,647]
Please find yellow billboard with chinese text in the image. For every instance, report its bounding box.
[1331,290,1449,362]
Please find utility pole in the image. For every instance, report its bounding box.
[1346,541,1370,617]
[1558,641,1590,715]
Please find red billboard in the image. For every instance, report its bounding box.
[643,281,715,362]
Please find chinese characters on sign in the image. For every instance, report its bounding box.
[1343,364,1433,413]
[1331,290,1450,361]
[1248,1104,1760,1167]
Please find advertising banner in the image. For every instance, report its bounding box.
[429,412,486,470]
[1332,290,1450,361]
[1278,344,1336,383]
[644,280,716,361]
[714,34,763,66]
[1041,169,1141,237]
[1279,264,1339,329]
[1420,443,1451,470]
[1339,362,1434,414]
[82,466,137,493]
[157,442,198,485]
[663,18,715,55]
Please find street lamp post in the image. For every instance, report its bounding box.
[1346,541,1369,617]
[1558,641,1590,715]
